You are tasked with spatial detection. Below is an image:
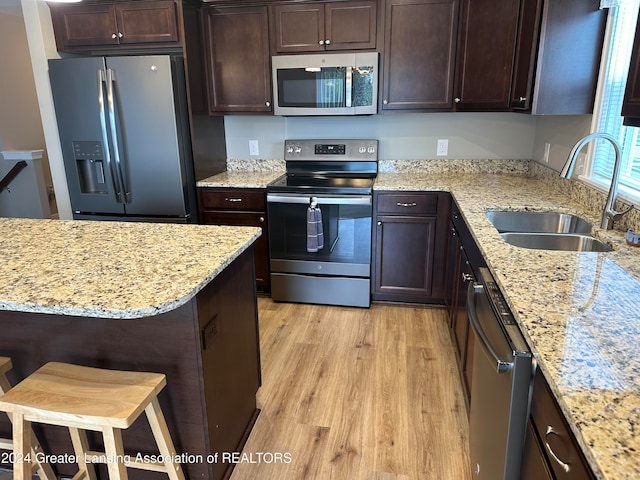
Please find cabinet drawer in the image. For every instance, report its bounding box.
[200,189,265,211]
[530,371,594,480]
[376,193,438,215]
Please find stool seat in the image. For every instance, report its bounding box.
[0,362,166,430]
[0,362,184,480]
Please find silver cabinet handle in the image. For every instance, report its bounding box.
[118,32,123,38]
[462,272,473,282]
[111,33,117,39]
[325,39,331,45]
[396,202,417,207]
[377,221,382,226]
[519,96,527,102]
[454,97,461,103]
[265,101,271,107]
[259,216,265,223]
[544,426,571,473]
[225,198,243,202]
[383,99,388,105]
[319,40,325,45]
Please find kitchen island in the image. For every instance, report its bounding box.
[0,218,262,480]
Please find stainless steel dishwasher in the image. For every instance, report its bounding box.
[467,267,536,480]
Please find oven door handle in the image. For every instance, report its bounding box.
[467,282,513,374]
[267,194,371,206]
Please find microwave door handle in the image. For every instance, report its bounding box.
[467,282,513,374]
[346,67,353,108]
[105,68,131,204]
[97,69,124,204]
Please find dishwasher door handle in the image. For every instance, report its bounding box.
[467,282,513,374]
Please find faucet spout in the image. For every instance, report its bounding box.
[561,132,633,230]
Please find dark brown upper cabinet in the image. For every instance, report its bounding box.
[50,1,181,52]
[622,11,640,125]
[511,0,607,115]
[454,0,520,111]
[380,0,459,111]
[270,0,377,53]
[202,5,272,114]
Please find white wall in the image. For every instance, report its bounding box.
[532,115,593,171]
[0,0,54,216]
[225,112,538,160]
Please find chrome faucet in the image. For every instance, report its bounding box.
[560,132,634,230]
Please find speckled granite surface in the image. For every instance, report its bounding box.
[197,170,283,189]
[0,219,260,319]
[375,170,640,480]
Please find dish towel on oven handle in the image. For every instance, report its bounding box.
[307,198,324,252]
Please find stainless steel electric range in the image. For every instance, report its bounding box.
[266,139,378,308]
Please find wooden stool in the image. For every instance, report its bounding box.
[0,362,185,480]
[0,357,56,480]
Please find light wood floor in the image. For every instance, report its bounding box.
[230,298,471,480]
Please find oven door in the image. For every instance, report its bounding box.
[266,193,372,277]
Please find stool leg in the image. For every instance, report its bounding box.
[1,372,56,480]
[103,427,128,480]
[12,413,31,480]
[69,428,97,480]
[145,398,185,480]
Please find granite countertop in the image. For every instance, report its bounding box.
[197,170,283,189]
[375,171,640,480]
[0,218,260,319]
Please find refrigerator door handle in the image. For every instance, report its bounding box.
[98,68,125,204]
[105,68,131,203]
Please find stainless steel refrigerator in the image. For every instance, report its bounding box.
[49,55,198,222]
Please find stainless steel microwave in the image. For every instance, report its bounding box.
[272,52,378,116]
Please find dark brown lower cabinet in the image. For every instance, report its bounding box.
[372,192,450,303]
[522,369,596,480]
[199,188,270,292]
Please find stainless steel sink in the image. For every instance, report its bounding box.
[486,211,592,234]
[500,233,612,252]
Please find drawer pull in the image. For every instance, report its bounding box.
[396,202,417,207]
[225,198,243,202]
[545,426,571,473]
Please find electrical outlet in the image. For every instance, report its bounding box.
[543,143,551,163]
[249,140,259,156]
[437,139,448,156]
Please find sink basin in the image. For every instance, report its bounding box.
[486,211,592,234]
[500,233,612,252]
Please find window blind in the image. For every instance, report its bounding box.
[591,1,640,200]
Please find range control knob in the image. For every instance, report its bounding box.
[367,146,376,154]
[286,146,294,154]
[358,146,367,154]
[294,146,302,154]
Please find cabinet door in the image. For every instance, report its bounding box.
[510,0,543,110]
[50,4,119,49]
[325,1,377,50]
[203,6,272,114]
[115,0,179,45]
[381,0,459,111]
[623,12,640,120]
[201,211,270,291]
[521,420,554,480]
[374,215,437,299]
[455,0,520,110]
[271,3,325,53]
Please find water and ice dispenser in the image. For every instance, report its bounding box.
[73,141,107,194]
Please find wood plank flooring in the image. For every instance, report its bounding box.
[230,298,471,480]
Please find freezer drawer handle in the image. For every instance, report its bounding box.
[544,426,571,473]
[467,282,513,374]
